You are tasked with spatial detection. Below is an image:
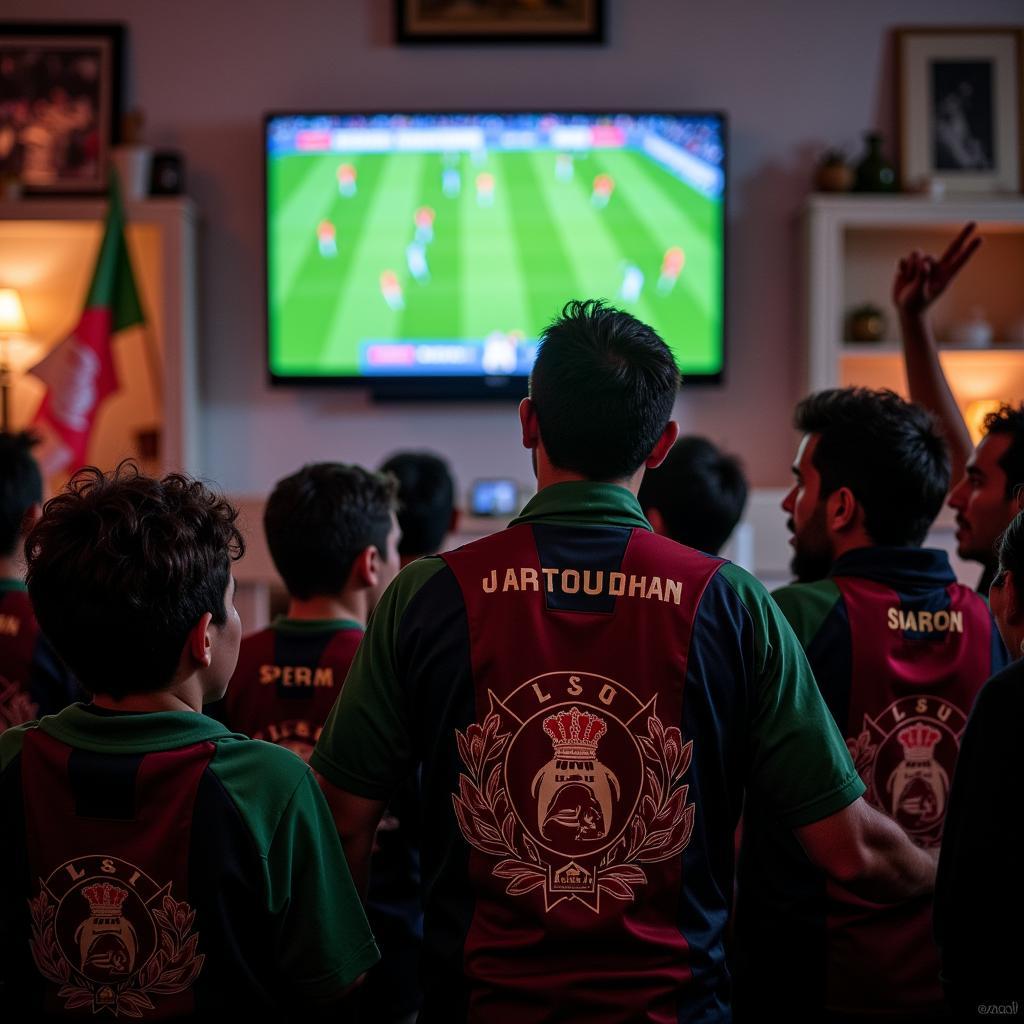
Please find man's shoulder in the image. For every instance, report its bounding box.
[770,578,842,642]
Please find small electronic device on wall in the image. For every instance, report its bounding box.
[265,111,727,398]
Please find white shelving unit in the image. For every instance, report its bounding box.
[804,194,1024,395]
[0,198,200,475]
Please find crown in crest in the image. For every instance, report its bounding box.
[81,883,129,918]
[543,706,607,758]
[897,724,942,760]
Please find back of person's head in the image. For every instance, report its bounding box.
[379,451,455,559]
[25,464,244,699]
[983,404,1024,497]
[0,431,42,557]
[264,462,398,600]
[997,509,1024,579]
[794,387,950,546]
[638,436,748,554]
[530,299,680,480]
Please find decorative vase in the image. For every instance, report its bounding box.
[847,304,887,343]
[948,308,994,349]
[815,151,854,193]
[853,133,897,193]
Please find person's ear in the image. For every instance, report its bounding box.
[645,421,679,469]
[19,502,41,539]
[519,397,539,451]
[646,507,667,536]
[827,486,859,533]
[449,507,461,534]
[1005,570,1023,626]
[188,612,214,668]
[351,545,380,588]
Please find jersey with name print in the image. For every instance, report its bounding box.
[312,481,866,1024]
[217,618,362,760]
[0,705,377,1018]
[736,546,1008,1019]
[0,582,77,734]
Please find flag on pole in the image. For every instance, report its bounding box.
[29,173,144,474]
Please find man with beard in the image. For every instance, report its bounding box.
[735,387,1009,1021]
[314,303,939,1024]
[894,223,1024,592]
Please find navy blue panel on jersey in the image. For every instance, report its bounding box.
[271,630,336,702]
[531,523,631,614]
[396,562,474,1024]
[675,571,753,1021]
[68,748,144,820]
[805,598,851,722]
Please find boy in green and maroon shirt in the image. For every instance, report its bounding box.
[215,463,400,760]
[0,433,76,732]
[0,466,377,1018]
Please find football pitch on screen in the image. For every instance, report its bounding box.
[268,147,723,377]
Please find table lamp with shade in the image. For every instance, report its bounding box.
[0,288,39,433]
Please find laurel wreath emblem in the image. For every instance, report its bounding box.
[29,888,205,1017]
[453,710,695,902]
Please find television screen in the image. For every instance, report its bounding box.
[266,112,726,393]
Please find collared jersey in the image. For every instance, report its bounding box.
[0,704,378,1018]
[312,482,864,1024]
[736,547,1008,1018]
[213,615,423,1020]
[215,617,364,760]
[0,581,77,733]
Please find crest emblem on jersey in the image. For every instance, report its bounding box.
[846,695,967,847]
[453,671,695,912]
[0,676,37,730]
[29,854,204,1016]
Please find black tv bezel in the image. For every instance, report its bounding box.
[264,110,728,399]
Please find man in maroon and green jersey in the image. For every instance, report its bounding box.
[0,467,377,1018]
[313,300,938,1024]
[211,462,415,1023]
[0,433,77,732]
[735,388,1008,1020]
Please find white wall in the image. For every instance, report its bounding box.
[7,0,1021,500]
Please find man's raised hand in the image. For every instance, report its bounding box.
[893,222,982,318]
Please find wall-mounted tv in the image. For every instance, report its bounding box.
[265,112,726,396]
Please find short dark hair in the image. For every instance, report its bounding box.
[264,463,398,600]
[638,436,748,554]
[379,451,454,558]
[0,432,42,557]
[997,508,1024,580]
[25,464,244,699]
[983,404,1024,499]
[794,387,950,547]
[530,299,680,480]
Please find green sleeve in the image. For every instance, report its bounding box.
[719,564,865,827]
[210,739,379,1000]
[311,557,446,799]
[0,722,35,771]
[771,579,841,648]
[266,772,380,998]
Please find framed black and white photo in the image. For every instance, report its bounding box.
[897,27,1023,194]
[0,23,123,194]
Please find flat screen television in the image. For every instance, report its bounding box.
[265,112,726,396]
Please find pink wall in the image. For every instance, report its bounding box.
[7,1,1021,497]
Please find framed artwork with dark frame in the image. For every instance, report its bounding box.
[396,0,604,44]
[0,22,123,194]
[896,26,1023,194]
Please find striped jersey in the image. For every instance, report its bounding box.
[736,546,1008,1018]
[0,704,378,1018]
[311,482,865,1023]
[0,581,77,733]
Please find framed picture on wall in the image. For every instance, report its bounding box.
[0,23,123,194]
[896,27,1023,194]
[396,0,604,44]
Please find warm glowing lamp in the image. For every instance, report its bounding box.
[965,399,1006,445]
[0,288,30,432]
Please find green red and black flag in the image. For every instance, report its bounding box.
[29,174,144,473]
